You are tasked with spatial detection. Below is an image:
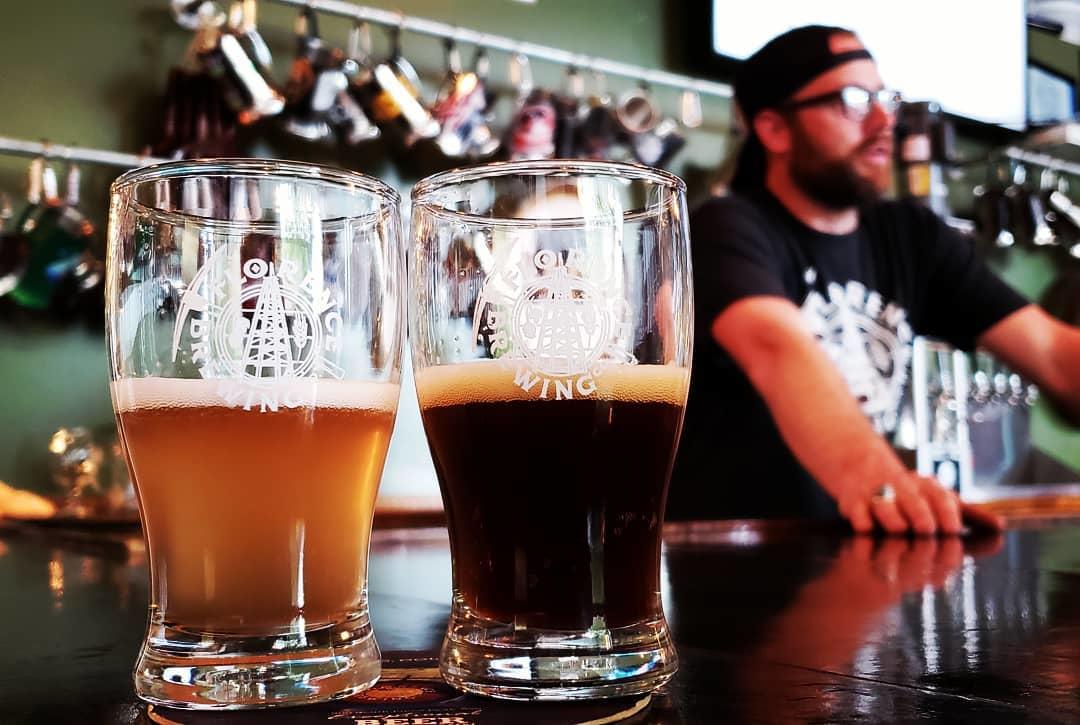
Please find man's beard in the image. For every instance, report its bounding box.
[789,127,890,210]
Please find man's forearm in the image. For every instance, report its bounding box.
[713,300,908,506]
[1046,326,1080,425]
[740,327,908,504]
[979,305,1080,426]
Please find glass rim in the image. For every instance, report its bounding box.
[110,157,401,209]
[411,159,687,226]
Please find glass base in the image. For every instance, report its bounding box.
[439,601,677,701]
[134,610,380,710]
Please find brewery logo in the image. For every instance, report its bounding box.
[472,247,635,399]
[171,248,344,411]
[800,276,912,433]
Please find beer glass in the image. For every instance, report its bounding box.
[410,160,692,699]
[106,159,404,708]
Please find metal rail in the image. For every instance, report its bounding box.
[267,0,733,98]
[0,137,169,168]
[1003,146,1080,178]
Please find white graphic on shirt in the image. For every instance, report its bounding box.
[800,275,913,433]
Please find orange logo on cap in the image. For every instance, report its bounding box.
[829,32,865,55]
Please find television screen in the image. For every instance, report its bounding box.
[709,0,1027,128]
[1028,63,1077,125]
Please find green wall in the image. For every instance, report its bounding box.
[1029,25,1080,80]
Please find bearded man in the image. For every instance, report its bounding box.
[670,25,1080,535]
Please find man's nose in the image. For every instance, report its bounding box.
[864,99,895,133]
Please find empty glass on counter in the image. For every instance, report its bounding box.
[410,160,692,699]
[106,159,404,708]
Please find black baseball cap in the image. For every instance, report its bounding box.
[730,25,874,192]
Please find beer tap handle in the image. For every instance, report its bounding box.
[26,155,44,206]
[443,38,462,76]
[65,161,81,208]
[508,52,533,102]
[347,21,373,65]
[41,162,60,207]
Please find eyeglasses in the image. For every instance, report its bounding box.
[780,86,903,121]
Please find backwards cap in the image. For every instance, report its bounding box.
[729,25,874,193]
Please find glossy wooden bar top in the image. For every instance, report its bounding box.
[1,518,1079,724]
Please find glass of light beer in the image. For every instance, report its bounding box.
[410,160,692,699]
[106,159,404,708]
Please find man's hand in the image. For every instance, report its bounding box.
[835,470,1004,536]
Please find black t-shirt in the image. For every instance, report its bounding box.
[668,190,1028,521]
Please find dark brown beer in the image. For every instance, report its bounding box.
[114,378,398,633]
[417,362,687,631]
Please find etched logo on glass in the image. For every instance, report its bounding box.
[172,247,344,411]
[473,248,634,399]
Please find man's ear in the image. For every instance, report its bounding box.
[753,109,792,155]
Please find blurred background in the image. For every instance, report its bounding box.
[0,0,1078,516]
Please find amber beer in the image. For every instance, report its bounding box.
[114,378,398,633]
[417,361,688,631]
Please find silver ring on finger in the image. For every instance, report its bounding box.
[870,483,897,504]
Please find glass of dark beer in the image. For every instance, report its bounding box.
[410,160,692,699]
[106,159,404,708]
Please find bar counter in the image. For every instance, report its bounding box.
[2,516,1079,724]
